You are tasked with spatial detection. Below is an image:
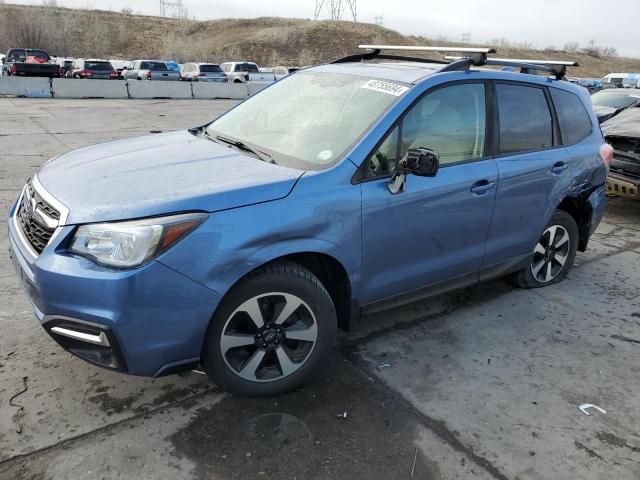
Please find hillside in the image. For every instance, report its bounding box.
[1,3,639,78]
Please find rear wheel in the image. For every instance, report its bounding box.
[515,210,578,288]
[202,262,337,396]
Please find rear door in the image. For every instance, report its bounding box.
[360,81,498,306]
[481,81,575,274]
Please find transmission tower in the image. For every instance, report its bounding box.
[461,32,471,44]
[160,0,185,18]
[374,14,384,26]
[313,0,357,21]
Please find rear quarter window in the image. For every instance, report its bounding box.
[550,88,593,145]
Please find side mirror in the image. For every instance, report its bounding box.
[405,148,439,177]
[388,148,439,195]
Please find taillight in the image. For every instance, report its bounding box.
[11,64,17,74]
[79,70,92,77]
[600,143,614,171]
[109,71,118,78]
[197,73,206,77]
[146,71,152,80]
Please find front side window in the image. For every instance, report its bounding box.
[497,84,553,154]
[550,88,592,145]
[366,83,487,176]
[208,72,406,170]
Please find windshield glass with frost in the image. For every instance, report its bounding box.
[207,71,408,170]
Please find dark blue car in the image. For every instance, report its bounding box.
[8,46,611,396]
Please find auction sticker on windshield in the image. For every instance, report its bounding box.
[361,79,409,96]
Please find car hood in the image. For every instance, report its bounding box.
[602,107,640,139]
[36,130,304,225]
[593,105,617,116]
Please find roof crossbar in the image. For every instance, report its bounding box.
[331,44,496,65]
[443,55,579,80]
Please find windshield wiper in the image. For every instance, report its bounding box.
[204,131,275,164]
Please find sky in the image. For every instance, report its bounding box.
[10,0,640,58]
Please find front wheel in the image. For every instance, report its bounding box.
[202,262,337,396]
[515,210,578,288]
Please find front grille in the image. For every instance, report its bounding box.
[17,180,60,254]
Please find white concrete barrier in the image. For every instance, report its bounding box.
[52,78,128,99]
[192,82,248,100]
[127,80,193,99]
[0,77,51,97]
[247,81,274,96]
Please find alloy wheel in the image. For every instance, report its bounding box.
[530,225,571,283]
[219,292,318,382]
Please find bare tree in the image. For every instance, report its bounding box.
[563,41,579,52]
[121,7,133,15]
[82,10,110,57]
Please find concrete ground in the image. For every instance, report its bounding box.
[1,98,639,480]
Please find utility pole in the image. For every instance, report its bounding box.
[461,32,471,44]
[160,0,185,18]
[374,14,384,26]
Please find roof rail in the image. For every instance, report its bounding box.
[358,45,497,54]
[331,44,496,65]
[443,55,579,80]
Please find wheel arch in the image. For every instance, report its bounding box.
[555,195,592,252]
[217,249,356,332]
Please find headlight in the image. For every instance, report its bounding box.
[69,213,207,268]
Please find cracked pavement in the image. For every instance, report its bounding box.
[1,98,639,479]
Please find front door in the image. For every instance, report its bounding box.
[359,82,498,306]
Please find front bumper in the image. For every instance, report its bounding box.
[7,197,222,377]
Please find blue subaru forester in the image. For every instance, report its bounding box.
[8,46,611,396]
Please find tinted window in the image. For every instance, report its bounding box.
[234,63,259,73]
[199,64,222,73]
[85,61,114,71]
[497,84,553,153]
[550,88,592,145]
[26,49,50,62]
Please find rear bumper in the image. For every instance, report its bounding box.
[7,198,222,377]
[607,172,640,200]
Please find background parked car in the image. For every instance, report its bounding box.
[180,63,228,82]
[2,48,60,77]
[272,65,299,81]
[601,73,640,89]
[601,107,640,200]
[55,57,74,77]
[122,60,180,81]
[591,89,640,123]
[220,61,275,83]
[69,58,118,79]
[109,59,130,79]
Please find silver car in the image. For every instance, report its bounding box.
[122,60,179,81]
[180,63,228,82]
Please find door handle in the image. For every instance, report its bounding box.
[551,162,569,174]
[470,180,495,195]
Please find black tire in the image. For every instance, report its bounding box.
[515,210,578,289]
[202,262,337,397]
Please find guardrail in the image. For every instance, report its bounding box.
[0,77,266,100]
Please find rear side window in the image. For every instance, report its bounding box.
[550,88,592,145]
[497,84,553,154]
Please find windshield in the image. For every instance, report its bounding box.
[200,64,223,73]
[207,71,407,170]
[86,61,114,71]
[592,91,640,109]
